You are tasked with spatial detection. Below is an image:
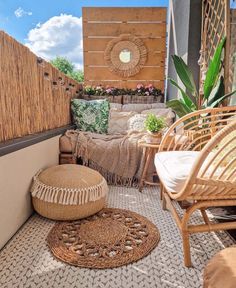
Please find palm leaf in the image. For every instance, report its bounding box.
[208,90,236,108]
[169,78,197,108]
[207,76,225,106]
[166,99,193,118]
[203,37,226,100]
[172,55,198,97]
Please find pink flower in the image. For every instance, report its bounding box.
[106,88,112,93]
[148,84,153,88]
[149,87,154,92]
[137,83,144,89]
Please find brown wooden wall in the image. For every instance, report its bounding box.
[83,7,167,91]
[0,31,82,142]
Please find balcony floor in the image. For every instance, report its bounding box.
[0,186,235,288]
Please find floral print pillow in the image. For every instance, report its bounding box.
[71,99,110,134]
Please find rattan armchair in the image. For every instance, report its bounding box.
[156,106,236,267]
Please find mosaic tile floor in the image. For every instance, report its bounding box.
[0,186,235,288]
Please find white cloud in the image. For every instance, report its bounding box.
[14,7,32,18]
[25,14,83,69]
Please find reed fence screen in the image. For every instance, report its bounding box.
[0,31,82,142]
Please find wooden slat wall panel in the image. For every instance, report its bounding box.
[85,67,165,81]
[83,23,166,37]
[0,31,82,142]
[83,7,167,91]
[84,38,166,52]
[83,7,167,22]
[84,52,165,66]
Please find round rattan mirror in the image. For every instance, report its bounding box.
[104,34,147,78]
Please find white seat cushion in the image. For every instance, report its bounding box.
[155,151,200,193]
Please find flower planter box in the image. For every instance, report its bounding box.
[80,94,123,104]
[79,94,164,105]
[123,94,163,104]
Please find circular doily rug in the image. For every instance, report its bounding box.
[47,208,160,269]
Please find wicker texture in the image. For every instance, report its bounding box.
[158,106,236,267]
[31,164,108,220]
[47,208,160,268]
[104,34,147,78]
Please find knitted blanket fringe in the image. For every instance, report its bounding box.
[31,170,108,205]
[83,159,139,188]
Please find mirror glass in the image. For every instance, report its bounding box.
[119,49,132,63]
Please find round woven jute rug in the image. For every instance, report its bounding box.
[47,208,160,269]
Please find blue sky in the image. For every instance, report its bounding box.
[0,0,168,68]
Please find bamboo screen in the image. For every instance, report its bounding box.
[200,0,230,91]
[83,7,167,91]
[0,31,82,143]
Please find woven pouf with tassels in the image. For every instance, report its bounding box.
[31,164,108,220]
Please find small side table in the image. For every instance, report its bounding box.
[138,141,160,192]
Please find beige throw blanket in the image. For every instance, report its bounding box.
[65,130,148,186]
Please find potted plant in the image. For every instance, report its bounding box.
[166,37,236,118]
[144,114,166,143]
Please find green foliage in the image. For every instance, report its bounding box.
[203,37,226,100]
[50,56,84,83]
[166,99,193,118]
[172,55,198,99]
[167,37,236,118]
[68,70,84,82]
[144,114,166,133]
[51,57,74,74]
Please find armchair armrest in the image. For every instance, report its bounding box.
[159,106,236,153]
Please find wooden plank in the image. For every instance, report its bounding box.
[84,51,165,66]
[83,37,166,52]
[83,7,167,22]
[84,67,165,81]
[83,23,166,37]
[84,80,165,90]
[224,0,230,93]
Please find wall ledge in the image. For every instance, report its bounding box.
[0,125,75,157]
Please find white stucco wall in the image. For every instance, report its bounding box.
[0,136,60,249]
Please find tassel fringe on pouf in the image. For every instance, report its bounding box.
[31,164,108,220]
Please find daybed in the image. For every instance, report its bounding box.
[60,101,175,186]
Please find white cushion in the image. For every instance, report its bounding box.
[155,151,200,193]
[128,114,147,132]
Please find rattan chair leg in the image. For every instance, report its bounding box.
[160,183,163,200]
[162,192,167,210]
[182,231,192,267]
